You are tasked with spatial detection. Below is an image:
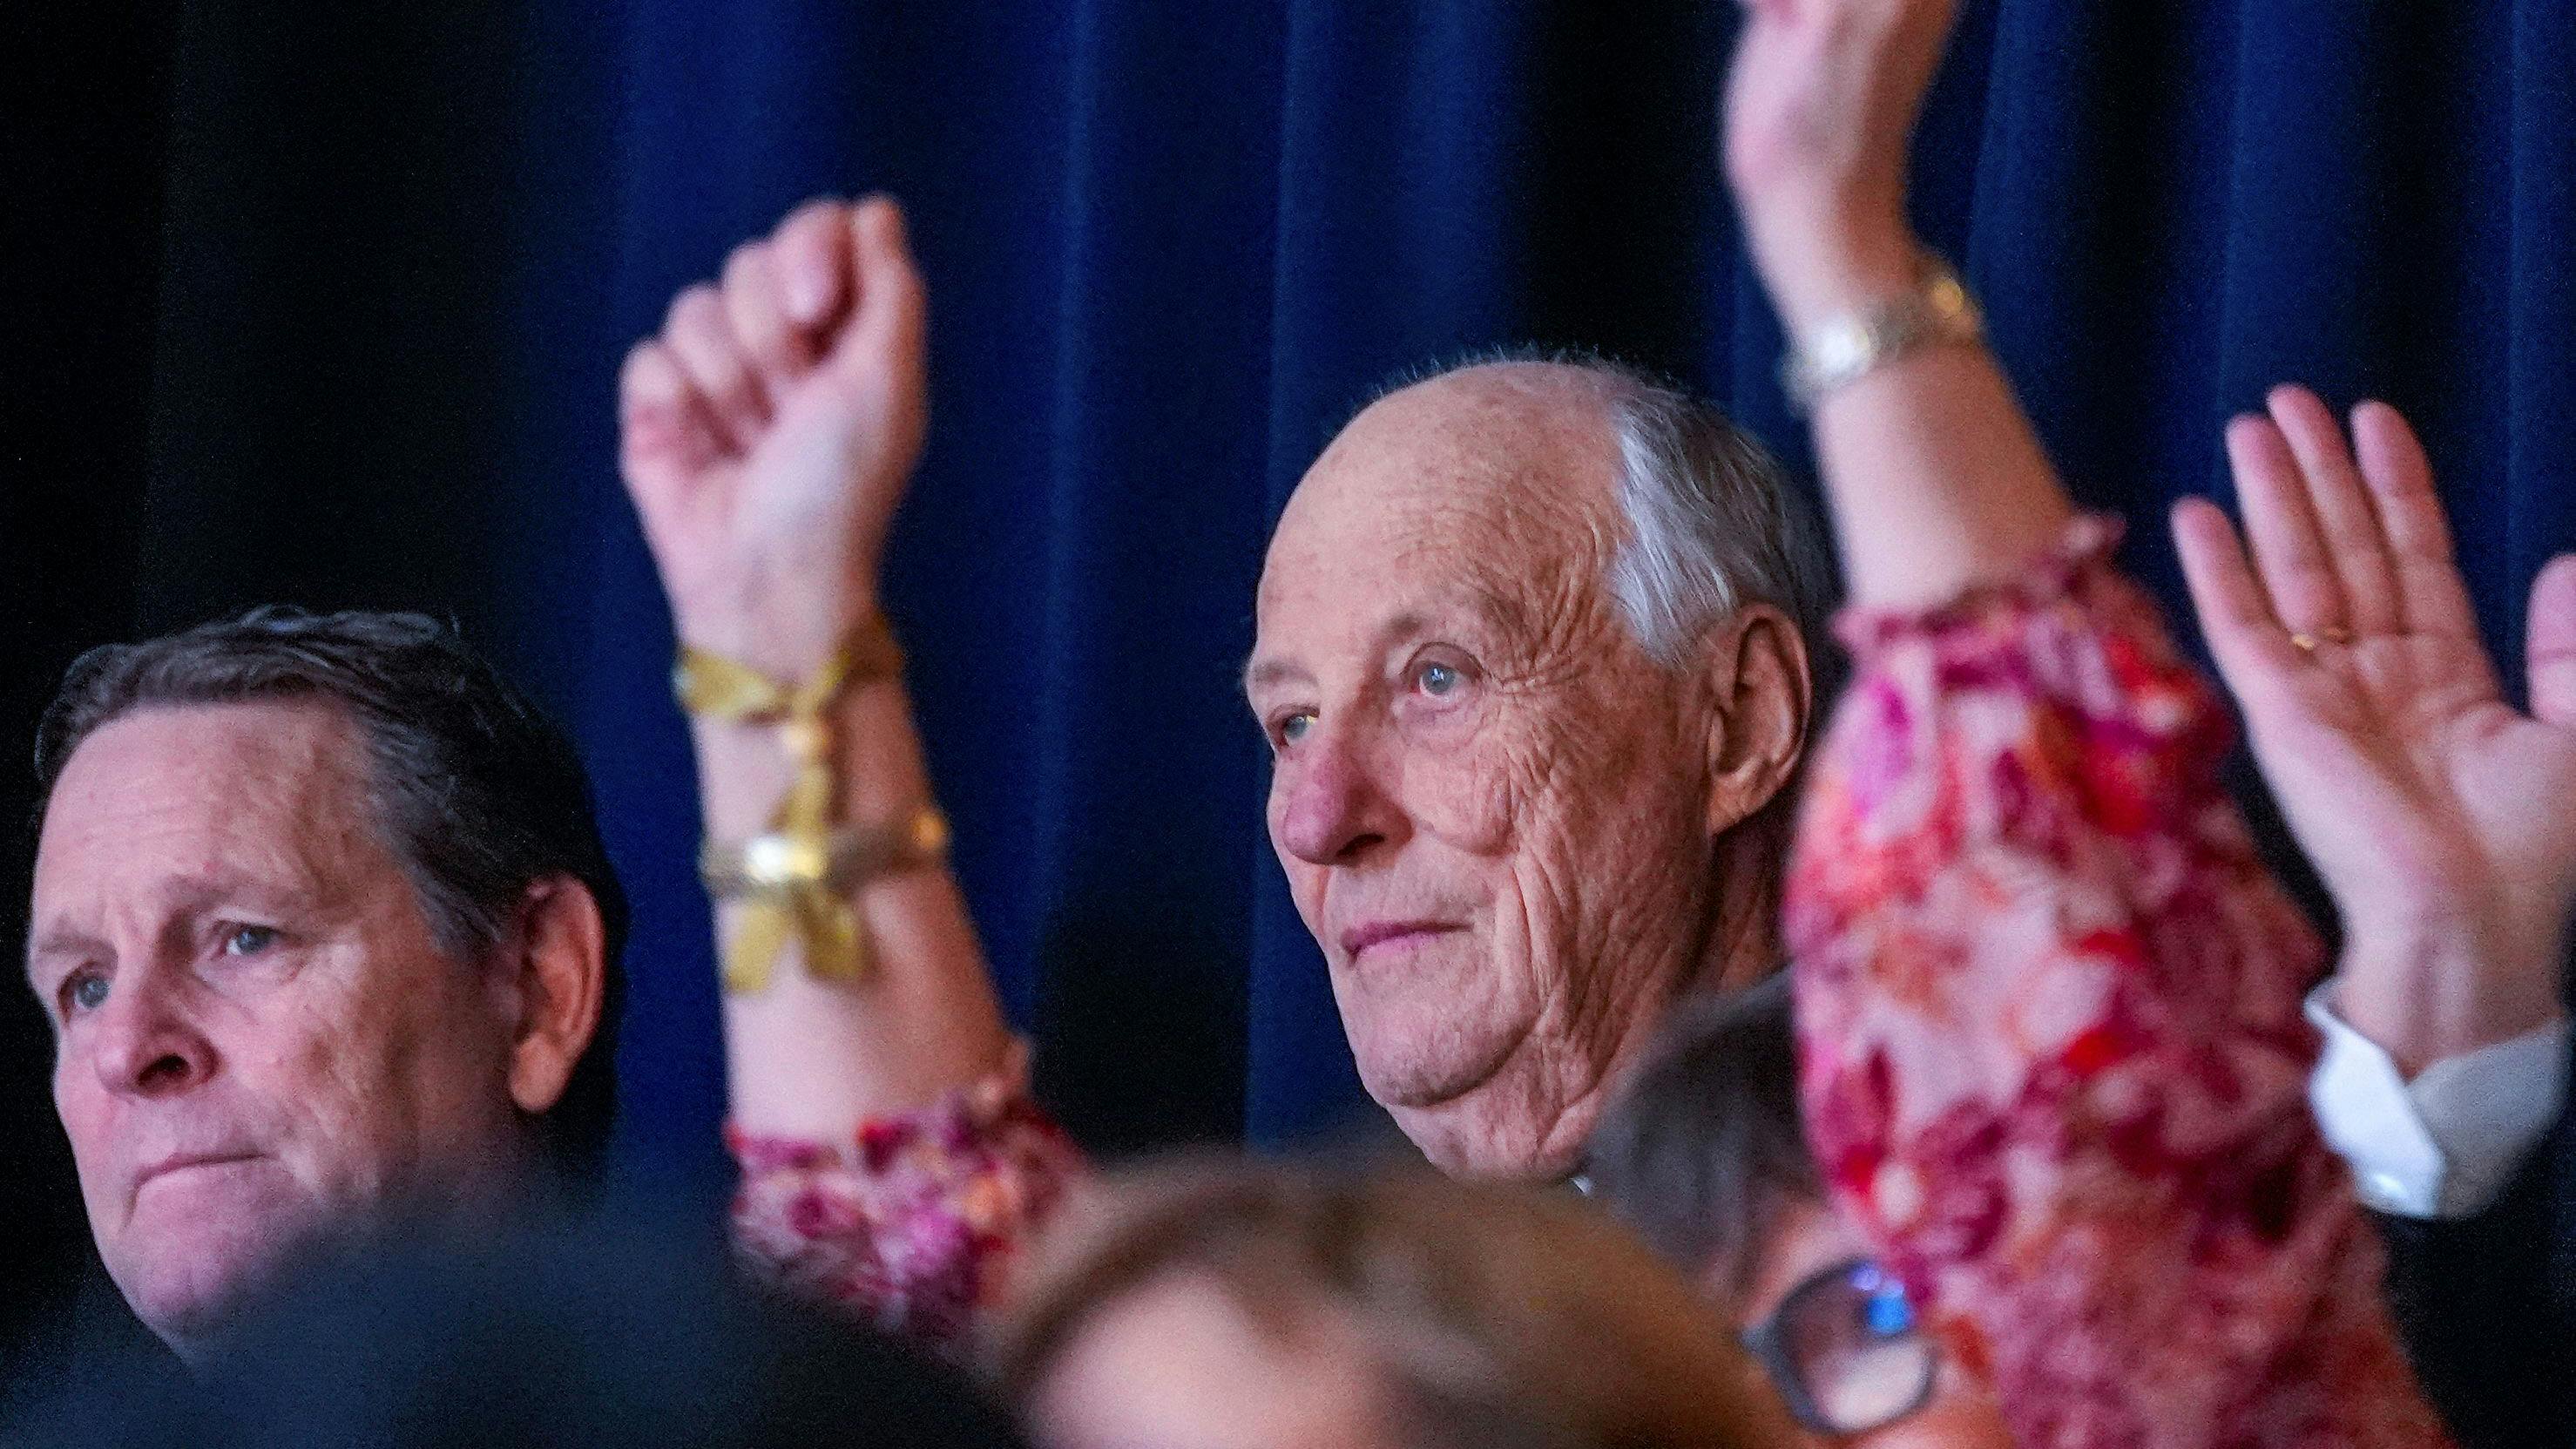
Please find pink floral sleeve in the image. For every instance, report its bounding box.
[727,1042,1083,1349]
[1785,519,2452,1449]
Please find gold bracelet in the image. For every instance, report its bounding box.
[699,808,950,899]
[1779,254,1984,413]
[698,809,950,993]
[673,614,903,721]
[672,616,913,993]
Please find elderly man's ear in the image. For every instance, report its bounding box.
[495,877,609,1117]
[1694,604,1812,836]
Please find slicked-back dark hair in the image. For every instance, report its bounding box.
[31,606,626,1177]
[1585,973,1819,1301]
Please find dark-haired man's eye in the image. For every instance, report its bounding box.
[222,925,279,958]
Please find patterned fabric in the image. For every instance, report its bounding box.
[1786,518,2453,1449]
[728,1042,1081,1348]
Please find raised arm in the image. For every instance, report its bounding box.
[1726,2,2450,1444]
[1725,0,2068,606]
[619,199,1073,1340]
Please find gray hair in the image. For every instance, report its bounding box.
[1600,375,1830,670]
[1362,349,1831,672]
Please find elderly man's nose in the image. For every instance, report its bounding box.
[91,974,214,1100]
[1278,740,1406,865]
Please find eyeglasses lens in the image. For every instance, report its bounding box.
[1781,1261,1935,1433]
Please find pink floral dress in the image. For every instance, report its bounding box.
[1786,518,2452,1449]
[727,1042,1082,1348]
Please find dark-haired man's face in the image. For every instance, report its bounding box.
[27,701,532,1358]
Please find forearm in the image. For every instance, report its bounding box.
[694,673,1011,1140]
[2310,929,2566,1222]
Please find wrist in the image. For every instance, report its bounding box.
[1741,213,1923,336]
[2333,924,2566,1078]
[672,577,881,682]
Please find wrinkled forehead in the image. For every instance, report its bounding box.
[1255,369,1622,651]
[30,701,377,922]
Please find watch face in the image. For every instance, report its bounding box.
[1782,258,1983,411]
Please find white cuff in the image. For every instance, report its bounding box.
[2305,978,2568,1219]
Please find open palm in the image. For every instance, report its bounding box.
[2174,385,2576,1061]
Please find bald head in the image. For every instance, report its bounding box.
[1247,357,1815,1179]
[1272,362,1632,622]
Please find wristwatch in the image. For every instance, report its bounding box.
[1780,255,1984,413]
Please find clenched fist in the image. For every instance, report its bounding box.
[619,196,929,678]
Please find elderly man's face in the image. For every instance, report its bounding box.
[1249,366,1781,1178]
[28,701,527,1354]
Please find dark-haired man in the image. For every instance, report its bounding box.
[24,611,623,1361]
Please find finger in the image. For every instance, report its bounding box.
[2266,384,2402,634]
[721,241,813,395]
[2173,496,2306,698]
[617,339,726,495]
[837,196,929,392]
[2227,410,2348,638]
[2528,554,2576,730]
[661,283,767,448]
[770,197,853,329]
[2350,400,2479,640]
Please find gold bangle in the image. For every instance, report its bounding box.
[699,808,951,900]
[699,808,950,994]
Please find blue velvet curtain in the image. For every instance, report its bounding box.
[571,0,2576,1176]
[8,2,2575,1268]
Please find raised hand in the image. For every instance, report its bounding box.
[622,200,1011,1133]
[619,196,928,678]
[2174,386,2576,1073]
[1721,0,1958,330]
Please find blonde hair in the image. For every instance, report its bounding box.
[993,1156,1786,1449]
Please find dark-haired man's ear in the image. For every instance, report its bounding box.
[1698,603,1812,837]
[501,877,608,1116]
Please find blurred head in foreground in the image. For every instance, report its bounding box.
[994,1156,1798,1449]
[21,1205,1024,1449]
[1586,977,2011,1449]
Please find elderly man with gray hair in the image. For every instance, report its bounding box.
[612,197,1822,1347]
[1245,355,1823,1175]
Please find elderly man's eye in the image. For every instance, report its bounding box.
[1277,712,1315,746]
[65,972,110,1016]
[221,925,280,958]
[1413,660,1464,697]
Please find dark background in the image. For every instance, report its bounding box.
[7,0,2573,1381]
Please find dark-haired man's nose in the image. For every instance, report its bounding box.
[90,967,219,1101]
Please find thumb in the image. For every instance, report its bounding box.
[2526,553,2576,728]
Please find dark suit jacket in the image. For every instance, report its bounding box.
[2380,1039,2576,1449]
